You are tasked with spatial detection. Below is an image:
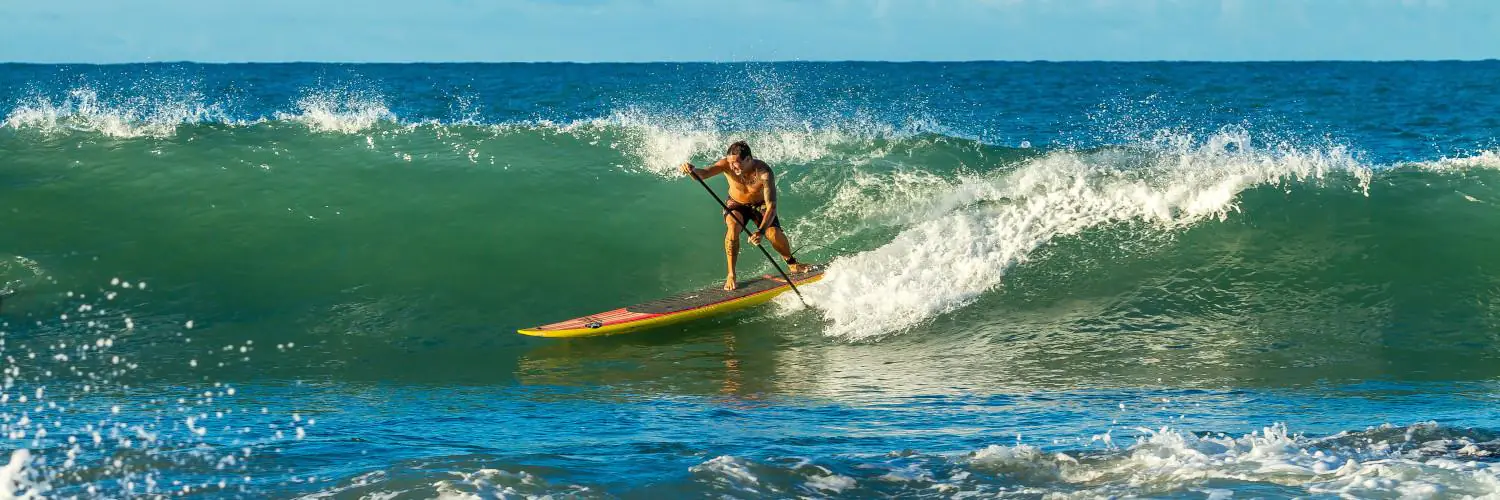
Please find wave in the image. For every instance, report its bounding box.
[797,129,1381,340]
[8,82,1500,346]
[0,87,998,195]
[779,133,1500,341]
[0,85,969,174]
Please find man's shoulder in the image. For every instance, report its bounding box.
[755,159,774,173]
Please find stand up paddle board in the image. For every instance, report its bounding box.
[517,264,825,338]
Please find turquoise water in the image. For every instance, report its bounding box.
[1,62,1499,497]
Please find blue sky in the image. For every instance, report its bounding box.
[1,0,1496,62]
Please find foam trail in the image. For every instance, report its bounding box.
[805,130,1372,340]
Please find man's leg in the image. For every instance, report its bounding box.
[764,227,809,273]
[724,212,744,290]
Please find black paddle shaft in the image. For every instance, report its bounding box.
[686,170,808,305]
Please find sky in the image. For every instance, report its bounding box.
[1,0,1496,63]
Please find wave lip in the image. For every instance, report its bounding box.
[551,107,963,177]
[804,129,1373,341]
[271,88,397,134]
[1,85,401,137]
[1,87,232,139]
[1410,149,1500,172]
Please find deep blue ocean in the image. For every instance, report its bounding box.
[2,61,1499,498]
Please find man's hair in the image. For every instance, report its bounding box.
[726,141,752,160]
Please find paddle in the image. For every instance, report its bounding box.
[686,169,809,306]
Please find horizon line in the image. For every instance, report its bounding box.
[3,58,1499,65]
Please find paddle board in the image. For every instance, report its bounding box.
[517,264,825,338]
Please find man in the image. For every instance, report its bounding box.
[680,141,810,290]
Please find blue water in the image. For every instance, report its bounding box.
[1,61,1499,498]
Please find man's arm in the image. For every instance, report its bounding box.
[756,167,778,238]
[680,159,726,179]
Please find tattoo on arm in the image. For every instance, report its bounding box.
[759,169,777,235]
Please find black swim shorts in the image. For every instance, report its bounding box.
[723,199,781,231]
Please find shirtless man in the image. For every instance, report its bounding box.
[680,141,810,290]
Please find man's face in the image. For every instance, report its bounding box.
[726,155,745,172]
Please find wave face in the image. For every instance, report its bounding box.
[3,61,1500,498]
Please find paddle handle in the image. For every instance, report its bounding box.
[686,169,808,306]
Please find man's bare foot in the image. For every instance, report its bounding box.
[787,263,811,274]
[724,275,738,291]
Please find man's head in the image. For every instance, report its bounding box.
[725,141,752,171]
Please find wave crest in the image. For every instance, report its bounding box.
[535,107,965,177]
[803,128,1373,341]
[1,87,231,139]
[271,88,397,134]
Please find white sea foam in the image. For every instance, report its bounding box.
[0,255,45,299]
[1075,423,1499,498]
[0,83,404,137]
[273,88,397,134]
[689,455,766,494]
[802,472,857,494]
[840,422,1500,498]
[681,423,1498,498]
[0,449,46,499]
[548,107,950,177]
[1,87,232,138]
[801,129,1372,340]
[293,471,394,499]
[688,455,863,496]
[1410,149,1500,172]
[431,468,594,500]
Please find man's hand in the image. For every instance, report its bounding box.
[679,162,695,176]
[749,231,763,246]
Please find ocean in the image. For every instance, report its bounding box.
[1,61,1499,498]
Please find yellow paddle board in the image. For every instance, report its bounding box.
[517,264,824,338]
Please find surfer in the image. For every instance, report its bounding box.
[680,141,810,290]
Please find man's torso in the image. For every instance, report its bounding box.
[725,159,770,205]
